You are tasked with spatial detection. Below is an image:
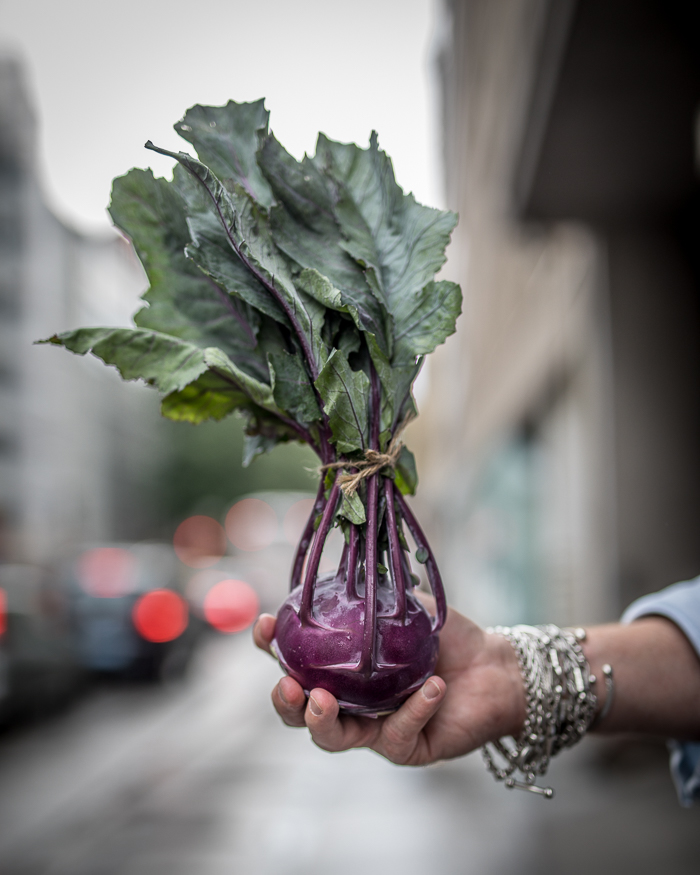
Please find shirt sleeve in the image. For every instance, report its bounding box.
[621,575,700,807]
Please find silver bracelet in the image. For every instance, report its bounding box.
[481,624,598,798]
[589,663,614,728]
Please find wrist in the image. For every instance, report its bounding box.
[486,630,527,739]
[582,617,700,737]
[579,626,614,731]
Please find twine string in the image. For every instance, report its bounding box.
[320,432,406,496]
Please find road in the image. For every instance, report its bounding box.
[0,633,696,875]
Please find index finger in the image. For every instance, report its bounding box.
[304,688,382,753]
[253,613,276,654]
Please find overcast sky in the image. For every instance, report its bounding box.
[0,0,445,235]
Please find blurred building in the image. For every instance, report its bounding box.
[0,54,161,565]
[412,0,700,626]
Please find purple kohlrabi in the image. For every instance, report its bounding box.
[273,375,447,716]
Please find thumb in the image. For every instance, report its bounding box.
[377,677,446,764]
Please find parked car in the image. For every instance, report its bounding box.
[0,563,81,725]
[61,542,205,681]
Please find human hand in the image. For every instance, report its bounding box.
[253,601,526,766]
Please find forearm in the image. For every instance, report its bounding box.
[583,617,700,739]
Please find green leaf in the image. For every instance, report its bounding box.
[241,406,309,465]
[48,102,460,486]
[175,99,274,208]
[394,445,418,496]
[173,165,288,326]
[242,432,278,467]
[313,132,460,364]
[314,348,369,453]
[415,547,429,564]
[43,328,292,431]
[146,141,328,377]
[268,350,321,425]
[297,271,421,441]
[258,134,391,353]
[296,268,346,311]
[392,280,462,366]
[43,327,209,394]
[109,169,267,379]
[203,346,278,410]
[160,372,250,423]
[337,490,366,525]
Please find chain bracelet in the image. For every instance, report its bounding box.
[481,624,597,799]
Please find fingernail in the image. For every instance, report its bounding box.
[278,682,288,705]
[422,679,441,701]
[309,695,323,717]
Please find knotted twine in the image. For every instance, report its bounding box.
[319,416,413,496]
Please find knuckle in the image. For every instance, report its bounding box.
[273,700,304,726]
[311,733,341,753]
[382,722,411,751]
[380,743,412,765]
[280,707,306,727]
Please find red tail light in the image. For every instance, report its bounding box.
[132,590,188,643]
[203,579,259,634]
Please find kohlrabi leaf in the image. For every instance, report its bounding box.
[415,547,429,564]
[146,142,328,378]
[268,349,321,425]
[109,169,267,379]
[314,348,369,453]
[175,99,274,208]
[312,132,459,364]
[258,135,391,353]
[42,328,290,429]
[173,165,288,326]
[297,269,380,359]
[160,372,252,423]
[294,271,420,441]
[49,101,462,482]
[242,432,279,467]
[241,409,308,466]
[43,327,211,394]
[391,280,462,366]
[394,445,418,496]
[338,490,366,525]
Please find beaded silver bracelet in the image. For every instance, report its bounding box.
[481,624,598,798]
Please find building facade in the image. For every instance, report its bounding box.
[410,0,700,626]
[0,55,161,565]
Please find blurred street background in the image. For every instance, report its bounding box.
[0,632,697,875]
[1,0,699,872]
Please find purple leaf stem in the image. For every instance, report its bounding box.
[290,477,327,591]
[384,478,407,622]
[299,475,341,625]
[394,491,447,632]
[356,360,382,672]
[369,361,380,449]
[359,472,379,675]
[345,523,359,601]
